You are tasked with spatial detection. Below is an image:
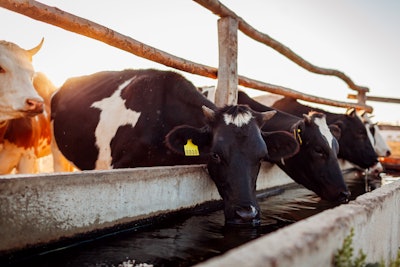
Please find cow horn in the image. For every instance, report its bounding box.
[202,105,215,121]
[302,114,312,124]
[256,110,276,127]
[346,108,356,116]
[27,38,44,57]
[356,109,367,117]
[261,110,276,121]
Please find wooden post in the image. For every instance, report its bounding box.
[357,91,367,106]
[216,16,238,107]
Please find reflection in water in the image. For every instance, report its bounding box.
[5,172,399,267]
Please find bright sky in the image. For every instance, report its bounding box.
[1,0,399,124]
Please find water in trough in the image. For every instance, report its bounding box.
[5,170,399,267]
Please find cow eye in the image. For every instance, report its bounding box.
[314,146,325,157]
[358,129,366,136]
[0,66,5,74]
[211,153,221,163]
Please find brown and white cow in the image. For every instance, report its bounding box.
[0,39,44,121]
[0,72,56,174]
[0,39,51,174]
[51,69,300,225]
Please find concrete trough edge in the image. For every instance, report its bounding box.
[0,162,292,255]
[195,179,400,267]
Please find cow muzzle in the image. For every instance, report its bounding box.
[226,205,260,226]
[338,190,351,203]
[23,98,44,115]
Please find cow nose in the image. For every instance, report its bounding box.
[339,191,351,203]
[24,98,44,114]
[386,150,391,157]
[369,162,383,175]
[235,205,259,223]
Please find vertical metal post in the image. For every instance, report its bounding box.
[216,16,238,107]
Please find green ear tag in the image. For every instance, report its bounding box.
[184,139,200,156]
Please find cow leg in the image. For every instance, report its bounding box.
[0,141,22,174]
[17,149,38,174]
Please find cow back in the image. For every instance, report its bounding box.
[51,69,213,170]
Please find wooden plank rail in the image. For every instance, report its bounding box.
[193,0,370,94]
[0,0,372,112]
[348,94,400,104]
[0,0,218,79]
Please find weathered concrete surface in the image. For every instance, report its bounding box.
[195,180,400,267]
[0,162,292,255]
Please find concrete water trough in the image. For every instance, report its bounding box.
[0,162,291,257]
[1,163,399,266]
[196,178,400,267]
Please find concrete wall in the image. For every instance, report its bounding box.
[0,162,292,255]
[196,180,400,267]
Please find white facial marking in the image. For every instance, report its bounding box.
[314,116,334,149]
[91,77,141,169]
[223,111,252,127]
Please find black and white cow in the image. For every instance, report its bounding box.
[269,96,378,169]
[51,69,299,225]
[238,91,350,202]
[360,112,391,158]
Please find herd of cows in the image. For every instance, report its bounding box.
[0,39,392,225]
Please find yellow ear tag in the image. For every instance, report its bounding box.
[294,128,303,145]
[184,139,200,156]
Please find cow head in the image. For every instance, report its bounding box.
[330,109,378,169]
[0,39,44,121]
[358,111,391,158]
[274,112,350,203]
[166,105,299,225]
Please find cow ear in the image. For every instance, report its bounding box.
[329,124,342,140]
[262,131,299,162]
[291,119,305,134]
[165,125,212,156]
[289,120,305,145]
